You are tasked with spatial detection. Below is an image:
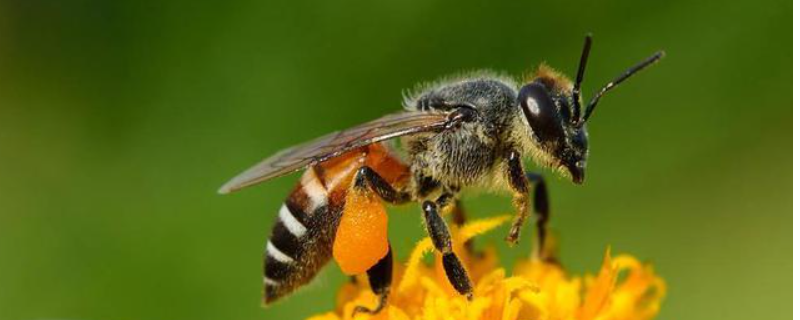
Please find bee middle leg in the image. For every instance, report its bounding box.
[434,191,478,254]
[451,199,467,226]
[422,199,474,299]
[352,245,393,316]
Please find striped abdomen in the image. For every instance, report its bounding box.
[263,167,347,304]
[261,144,409,304]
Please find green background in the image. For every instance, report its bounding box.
[0,0,790,319]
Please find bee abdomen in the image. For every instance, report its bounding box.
[262,181,342,304]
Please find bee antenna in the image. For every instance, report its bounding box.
[571,34,592,125]
[582,50,665,124]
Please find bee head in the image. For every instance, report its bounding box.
[518,67,587,184]
[517,35,664,184]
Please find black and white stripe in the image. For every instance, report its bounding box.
[262,173,343,304]
[278,204,307,237]
[263,200,308,292]
[301,169,329,211]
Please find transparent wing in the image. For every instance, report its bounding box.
[219,111,456,194]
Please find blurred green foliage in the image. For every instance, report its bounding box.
[0,0,790,319]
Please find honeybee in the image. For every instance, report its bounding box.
[219,35,663,314]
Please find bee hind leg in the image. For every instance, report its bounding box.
[352,246,393,316]
[353,166,410,204]
[348,165,407,316]
[422,200,474,299]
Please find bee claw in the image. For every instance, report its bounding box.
[352,305,381,317]
[351,292,388,317]
[505,229,521,245]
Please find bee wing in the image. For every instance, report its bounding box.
[219,111,456,194]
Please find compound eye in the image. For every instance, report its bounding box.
[518,83,564,143]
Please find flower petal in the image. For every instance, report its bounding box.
[398,238,433,293]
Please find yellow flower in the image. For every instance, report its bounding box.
[308,215,666,320]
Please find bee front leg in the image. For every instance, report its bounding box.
[504,149,551,252]
[422,200,474,299]
[505,150,531,245]
[352,245,393,316]
[526,172,550,257]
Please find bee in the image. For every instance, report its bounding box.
[219,35,663,314]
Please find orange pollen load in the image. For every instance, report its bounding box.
[333,189,389,275]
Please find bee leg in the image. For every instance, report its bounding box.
[422,200,474,299]
[352,245,393,316]
[451,199,467,226]
[435,193,476,254]
[434,192,478,254]
[354,167,410,205]
[449,199,481,254]
[505,150,531,245]
[526,172,550,258]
